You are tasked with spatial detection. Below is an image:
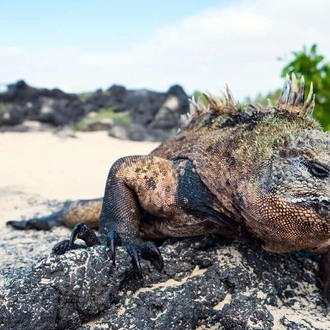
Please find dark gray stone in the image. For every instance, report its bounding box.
[108,123,178,142]
[106,84,127,100]
[0,80,76,103]
[33,97,70,126]
[0,103,27,126]
[0,247,130,330]
[108,122,145,141]
[0,80,190,141]
[81,118,114,132]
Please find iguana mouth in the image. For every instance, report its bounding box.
[287,196,330,211]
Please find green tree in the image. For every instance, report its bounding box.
[280,44,330,130]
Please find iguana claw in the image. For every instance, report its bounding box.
[107,230,120,265]
[52,240,86,255]
[126,242,164,278]
[141,241,164,271]
[69,223,101,248]
[107,230,164,277]
[126,244,143,278]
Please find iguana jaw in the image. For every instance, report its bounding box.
[241,183,330,253]
[287,196,330,208]
[286,196,330,214]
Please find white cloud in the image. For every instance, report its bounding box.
[1,0,330,100]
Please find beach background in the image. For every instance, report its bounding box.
[0,131,158,227]
[0,131,158,200]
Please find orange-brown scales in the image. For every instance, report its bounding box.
[7,73,330,307]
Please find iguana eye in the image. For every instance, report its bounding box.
[307,162,330,178]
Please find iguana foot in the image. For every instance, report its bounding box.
[53,224,163,277]
[140,241,164,272]
[52,223,101,255]
[52,239,87,255]
[107,230,164,277]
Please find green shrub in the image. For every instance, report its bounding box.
[75,107,131,131]
[279,44,330,130]
[0,102,8,112]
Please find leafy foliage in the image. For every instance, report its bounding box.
[279,44,330,130]
[75,107,131,131]
[0,102,8,112]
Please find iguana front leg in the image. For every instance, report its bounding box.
[65,155,181,275]
[99,155,181,275]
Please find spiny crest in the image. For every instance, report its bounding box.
[180,73,315,129]
[277,72,315,118]
[180,85,238,128]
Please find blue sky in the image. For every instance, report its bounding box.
[1,0,229,51]
[1,0,329,100]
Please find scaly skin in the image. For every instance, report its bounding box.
[7,73,330,307]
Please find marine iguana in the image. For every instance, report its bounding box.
[7,73,330,306]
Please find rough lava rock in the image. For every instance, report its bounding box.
[0,247,130,330]
[81,118,114,132]
[0,81,189,141]
[0,103,28,126]
[1,192,329,329]
[107,84,189,141]
[0,80,72,103]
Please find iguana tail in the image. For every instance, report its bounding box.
[6,198,103,230]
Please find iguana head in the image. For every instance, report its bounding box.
[240,74,330,253]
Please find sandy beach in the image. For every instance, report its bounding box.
[0,131,159,201]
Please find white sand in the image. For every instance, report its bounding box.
[0,131,159,200]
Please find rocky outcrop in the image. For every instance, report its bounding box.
[0,103,28,126]
[0,192,329,330]
[1,80,73,103]
[0,81,189,141]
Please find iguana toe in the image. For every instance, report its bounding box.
[141,241,164,272]
[126,243,143,278]
[106,230,121,265]
[52,240,87,255]
[69,222,101,248]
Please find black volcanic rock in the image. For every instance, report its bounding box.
[0,81,190,141]
[0,103,28,126]
[1,80,75,103]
